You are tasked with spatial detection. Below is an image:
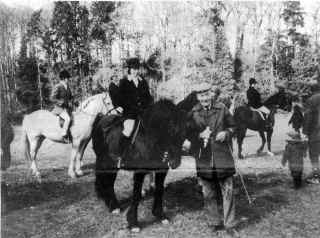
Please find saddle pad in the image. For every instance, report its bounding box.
[100,115,124,135]
[250,107,266,121]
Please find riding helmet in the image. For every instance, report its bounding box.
[59,69,71,79]
[249,78,257,85]
[126,57,141,70]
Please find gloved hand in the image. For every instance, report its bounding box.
[215,131,228,142]
[182,139,191,151]
[301,133,308,141]
[116,107,124,114]
[199,127,211,139]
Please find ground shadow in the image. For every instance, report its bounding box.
[242,149,284,159]
[162,172,289,227]
[1,167,94,215]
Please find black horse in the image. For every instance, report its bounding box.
[234,91,292,159]
[92,99,186,232]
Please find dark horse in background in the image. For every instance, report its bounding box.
[92,99,186,232]
[176,90,292,159]
[234,91,292,159]
[1,112,14,170]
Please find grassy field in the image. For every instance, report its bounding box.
[1,113,320,238]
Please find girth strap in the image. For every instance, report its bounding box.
[131,119,141,145]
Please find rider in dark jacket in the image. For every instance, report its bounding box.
[247,78,271,123]
[112,57,153,167]
[51,69,73,140]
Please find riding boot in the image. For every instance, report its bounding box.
[114,134,131,168]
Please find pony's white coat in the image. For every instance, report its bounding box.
[22,93,114,180]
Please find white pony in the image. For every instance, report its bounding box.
[22,93,114,181]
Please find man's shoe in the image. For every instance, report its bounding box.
[306,176,320,184]
[212,224,225,231]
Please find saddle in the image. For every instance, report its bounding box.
[249,107,268,121]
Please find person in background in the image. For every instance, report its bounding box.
[247,78,271,127]
[303,81,320,184]
[51,69,73,141]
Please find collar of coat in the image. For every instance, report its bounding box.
[58,81,68,90]
[192,101,224,113]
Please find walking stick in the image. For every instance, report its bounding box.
[228,144,254,205]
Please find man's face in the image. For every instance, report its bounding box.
[197,91,211,108]
[130,68,139,77]
[251,83,257,89]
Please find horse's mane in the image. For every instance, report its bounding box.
[78,93,104,111]
[263,92,284,107]
[142,99,182,141]
[177,91,198,112]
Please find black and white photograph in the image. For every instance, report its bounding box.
[1,0,320,237]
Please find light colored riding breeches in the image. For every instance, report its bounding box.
[59,109,71,132]
[123,119,135,137]
[258,106,270,115]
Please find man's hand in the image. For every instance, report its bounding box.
[199,127,211,139]
[301,133,308,141]
[116,106,124,114]
[182,139,191,151]
[215,131,228,142]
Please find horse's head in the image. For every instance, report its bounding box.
[144,99,184,169]
[264,91,292,112]
[79,93,113,116]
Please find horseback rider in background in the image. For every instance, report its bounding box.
[246,77,272,127]
[111,57,153,168]
[51,69,73,141]
[303,81,320,184]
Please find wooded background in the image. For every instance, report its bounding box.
[1,1,320,121]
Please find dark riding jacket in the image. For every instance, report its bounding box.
[247,86,262,108]
[118,76,153,119]
[51,82,73,113]
[303,92,320,142]
[190,102,236,180]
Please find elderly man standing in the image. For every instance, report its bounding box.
[189,82,240,232]
[303,82,320,184]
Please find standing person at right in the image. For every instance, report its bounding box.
[303,81,320,184]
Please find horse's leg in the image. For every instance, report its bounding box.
[237,127,247,159]
[257,131,266,155]
[142,172,155,197]
[29,136,44,182]
[152,170,169,224]
[95,161,120,214]
[68,145,78,178]
[75,138,90,176]
[1,145,11,170]
[127,172,146,232]
[266,128,274,156]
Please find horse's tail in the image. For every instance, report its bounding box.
[22,117,31,162]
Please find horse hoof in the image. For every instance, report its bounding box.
[161,219,169,225]
[111,208,120,215]
[35,174,42,183]
[130,227,140,233]
[75,170,84,177]
[267,151,274,157]
[68,171,77,179]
